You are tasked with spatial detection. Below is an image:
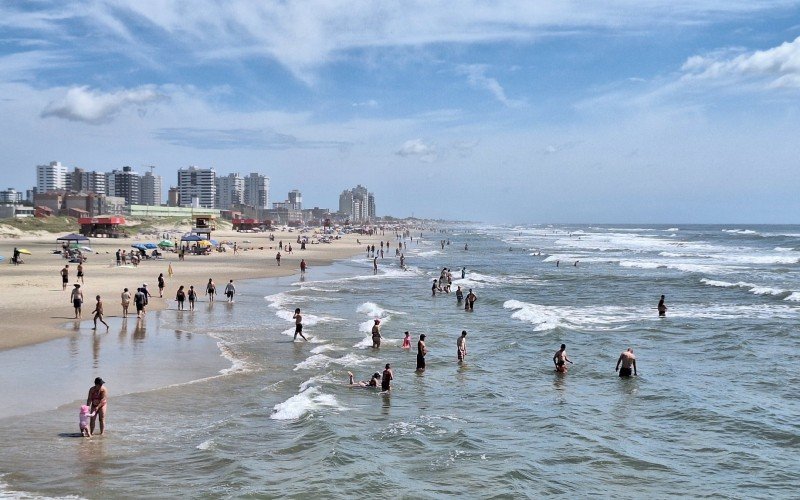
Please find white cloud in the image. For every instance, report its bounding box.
[351,99,379,108]
[396,139,438,162]
[681,35,800,88]
[456,64,524,107]
[41,85,166,124]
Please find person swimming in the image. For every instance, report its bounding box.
[348,371,381,388]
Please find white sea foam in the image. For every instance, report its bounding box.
[217,342,253,375]
[275,309,343,326]
[270,387,345,420]
[0,476,83,500]
[197,439,214,450]
[774,247,795,252]
[503,300,638,331]
[785,292,800,302]
[295,352,376,371]
[700,278,794,298]
[665,228,679,232]
[415,250,442,257]
[722,229,758,235]
[311,344,346,354]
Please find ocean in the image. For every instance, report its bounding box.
[1,224,798,498]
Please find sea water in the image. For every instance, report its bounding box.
[0,224,798,498]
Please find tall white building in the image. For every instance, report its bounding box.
[288,189,302,210]
[178,166,216,208]
[0,188,23,204]
[339,184,375,222]
[69,168,107,195]
[36,161,68,192]
[106,166,141,206]
[215,173,245,210]
[244,173,270,209]
[140,170,163,206]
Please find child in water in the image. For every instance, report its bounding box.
[79,404,96,437]
[402,331,411,349]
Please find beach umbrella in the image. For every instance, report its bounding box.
[57,233,89,242]
[181,233,203,242]
[81,246,93,253]
[18,249,31,255]
[131,243,148,250]
[158,240,175,248]
[209,239,219,246]
[143,243,158,249]
[197,240,212,247]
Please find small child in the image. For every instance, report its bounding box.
[79,404,95,437]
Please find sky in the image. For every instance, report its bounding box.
[1,1,799,223]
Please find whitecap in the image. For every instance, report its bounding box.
[270,387,345,420]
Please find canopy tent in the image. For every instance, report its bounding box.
[57,233,89,242]
[181,233,204,242]
[158,240,175,248]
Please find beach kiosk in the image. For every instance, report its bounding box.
[191,214,217,240]
[232,218,260,232]
[79,216,126,238]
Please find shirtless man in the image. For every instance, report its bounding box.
[615,348,637,377]
[553,344,572,373]
[61,265,70,291]
[91,295,109,330]
[293,308,308,341]
[416,334,428,372]
[658,295,667,317]
[466,289,477,311]
[86,377,107,435]
[457,331,467,362]
[371,319,382,348]
[70,284,83,318]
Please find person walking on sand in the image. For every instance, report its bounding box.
[176,285,186,310]
[615,348,637,377]
[61,265,70,291]
[70,284,83,318]
[381,363,393,391]
[91,295,109,330]
[416,334,428,371]
[293,308,308,341]
[157,273,165,298]
[187,285,197,311]
[276,252,281,266]
[224,280,236,302]
[457,330,467,363]
[371,319,382,348]
[87,377,107,436]
[206,279,216,302]
[553,344,572,373]
[121,287,131,316]
[466,289,477,311]
[77,263,85,284]
[658,295,667,317]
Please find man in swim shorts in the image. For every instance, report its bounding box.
[615,348,637,377]
[61,265,69,291]
[553,344,571,373]
[416,334,427,371]
[86,377,107,435]
[70,283,83,318]
[658,295,667,317]
[457,331,467,362]
[293,308,307,341]
[381,363,393,391]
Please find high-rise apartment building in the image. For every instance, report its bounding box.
[106,166,141,206]
[243,173,270,209]
[140,170,163,206]
[288,189,302,210]
[36,161,68,192]
[177,166,216,208]
[0,188,23,204]
[215,173,245,210]
[69,168,107,195]
[339,184,375,222]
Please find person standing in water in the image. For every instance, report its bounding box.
[276,252,281,266]
[615,348,637,377]
[224,280,236,302]
[416,334,428,371]
[461,267,466,279]
[455,286,464,303]
[300,259,307,274]
[121,287,131,316]
[187,286,197,311]
[86,377,107,436]
[91,295,109,330]
[402,331,411,349]
[293,308,308,341]
[373,256,378,275]
[381,363,393,391]
[457,331,467,362]
[431,279,438,297]
[658,295,667,317]
[553,344,572,373]
[371,319,382,348]
[466,289,477,311]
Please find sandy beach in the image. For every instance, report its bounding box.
[0,227,367,350]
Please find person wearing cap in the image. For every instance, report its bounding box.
[371,319,382,348]
[70,283,83,319]
[86,377,107,435]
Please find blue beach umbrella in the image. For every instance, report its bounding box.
[143,243,158,249]
[131,243,148,250]
[181,233,203,242]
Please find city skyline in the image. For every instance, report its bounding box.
[1,2,799,222]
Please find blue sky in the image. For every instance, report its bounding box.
[1,1,799,222]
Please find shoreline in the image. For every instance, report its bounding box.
[0,229,370,350]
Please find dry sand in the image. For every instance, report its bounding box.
[0,228,371,350]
